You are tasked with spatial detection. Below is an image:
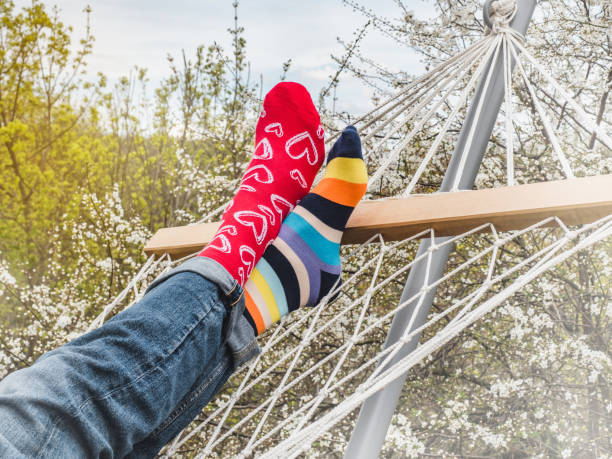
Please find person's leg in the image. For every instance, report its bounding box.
[129,259,260,458]
[132,126,367,456]
[0,82,324,458]
[0,271,237,458]
[128,345,235,458]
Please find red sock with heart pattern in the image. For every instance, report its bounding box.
[198,82,325,286]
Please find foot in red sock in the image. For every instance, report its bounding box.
[199,82,325,286]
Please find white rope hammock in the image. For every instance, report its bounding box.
[88,1,611,455]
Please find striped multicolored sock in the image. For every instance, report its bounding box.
[243,126,367,335]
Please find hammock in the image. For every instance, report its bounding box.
[89,0,612,456]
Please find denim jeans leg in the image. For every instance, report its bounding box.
[0,272,230,458]
[128,345,235,458]
[130,258,261,458]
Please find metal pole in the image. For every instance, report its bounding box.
[345,1,536,457]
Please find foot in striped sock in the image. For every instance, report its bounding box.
[243,126,367,335]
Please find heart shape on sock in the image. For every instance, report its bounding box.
[258,204,276,225]
[264,238,274,251]
[285,131,319,165]
[270,193,294,220]
[264,122,284,138]
[218,224,237,236]
[238,245,257,284]
[234,210,268,245]
[239,164,274,192]
[253,137,273,160]
[208,234,231,253]
[317,125,325,139]
[289,169,307,189]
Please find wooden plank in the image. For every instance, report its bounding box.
[144,174,612,259]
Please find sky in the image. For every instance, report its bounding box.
[17,0,438,114]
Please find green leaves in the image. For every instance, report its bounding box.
[0,0,263,374]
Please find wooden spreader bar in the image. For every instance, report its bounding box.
[144,174,612,259]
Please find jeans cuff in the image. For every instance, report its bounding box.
[145,256,260,369]
[146,257,237,298]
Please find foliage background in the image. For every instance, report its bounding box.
[0,0,610,457]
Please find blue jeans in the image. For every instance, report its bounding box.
[0,257,259,458]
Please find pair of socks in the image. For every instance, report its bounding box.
[199,82,367,336]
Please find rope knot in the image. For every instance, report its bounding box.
[486,0,517,33]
